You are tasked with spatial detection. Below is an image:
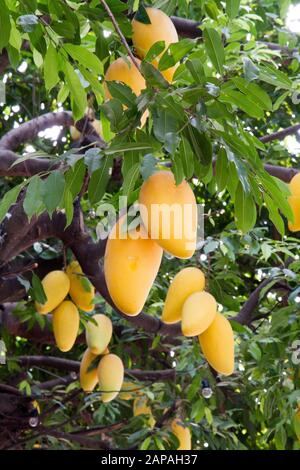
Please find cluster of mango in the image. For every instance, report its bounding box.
[36,261,94,351]
[163,267,234,376]
[80,314,125,404]
[104,170,234,376]
[104,7,179,122]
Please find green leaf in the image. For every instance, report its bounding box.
[0,1,11,52]
[273,91,289,111]
[106,81,137,108]
[31,273,47,304]
[179,137,194,179]
[140,154,157,180]
[42,170,65,216]
[249,342,262,361]
[215,148,228,192]
[88,156,112,205]
[140,61,169,89]
[152,108,179,143]
[64,158,86,197]
[220,89,264,119]
[232,78,272,110]
[243,57,259,82]
[183,125,212,166]
[264,193,285,236]
[100,99,123,131]
[122,162,140,197]
[122,139,140,178]
[173,153,185,185]
[23,176,44,219]
[17,14,38,33]
[186,59,205,84]
[203,28,225,74]
[62,188,74,228]
[44,43,59,92]
[234,182,256,232]
[259,63,292,90]
[226,0,240,19]
[134,4,151,24]
[158,38,195,71]
[64,43,103,74]
[204,406,213,425]
[84,148,103,174]
[274,426,287,450]
[62,61,87,120]
[0,183,23,223]
[105,141,153,155]
[145,41,166,62]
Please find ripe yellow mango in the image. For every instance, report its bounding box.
[35,270,70,315]
[97,353,124,403]
[104,56,148,127]
[80,348,99,392]
[85,314,113,355]
[133,396,155,428]
[288,196,300,232]
[139,171,197,259]
[52,301,79,352]
[287,173,300,232]
[132,7,178,82]
[199,313,234,376]
[182,291,217,337]
[289,172,300,197]
[162,267,205,324]
[171,419,191,450]
[104,216,163,316]
[66,261,95,312]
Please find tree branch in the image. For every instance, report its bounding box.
[14,355,176,381]
[0,149,61,177]
[0,111,105,152]
[231,278,275,325]
[260,123,300,144]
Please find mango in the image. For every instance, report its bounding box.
[104,216,163,316]
[133,396,155,428]
[287,173,300,231]
[52,300,79,352]
[66,261,95,312]
[139,171,197,259]
[171,419,191,450]
[104,56,148,127]
[132,7,178,82]
[80,348,99,392]
[162,267,205,324]
[199,313,234,376]
[289,172,300,197]
[35,270,70,315]
[85,314,113,355]
[182,291,217,337]
[288,195,300,232]
[97,353,124,403]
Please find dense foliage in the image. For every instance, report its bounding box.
[0,0,300,450]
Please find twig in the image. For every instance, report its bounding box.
[99,0,141,72]
[260,123,300,144]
